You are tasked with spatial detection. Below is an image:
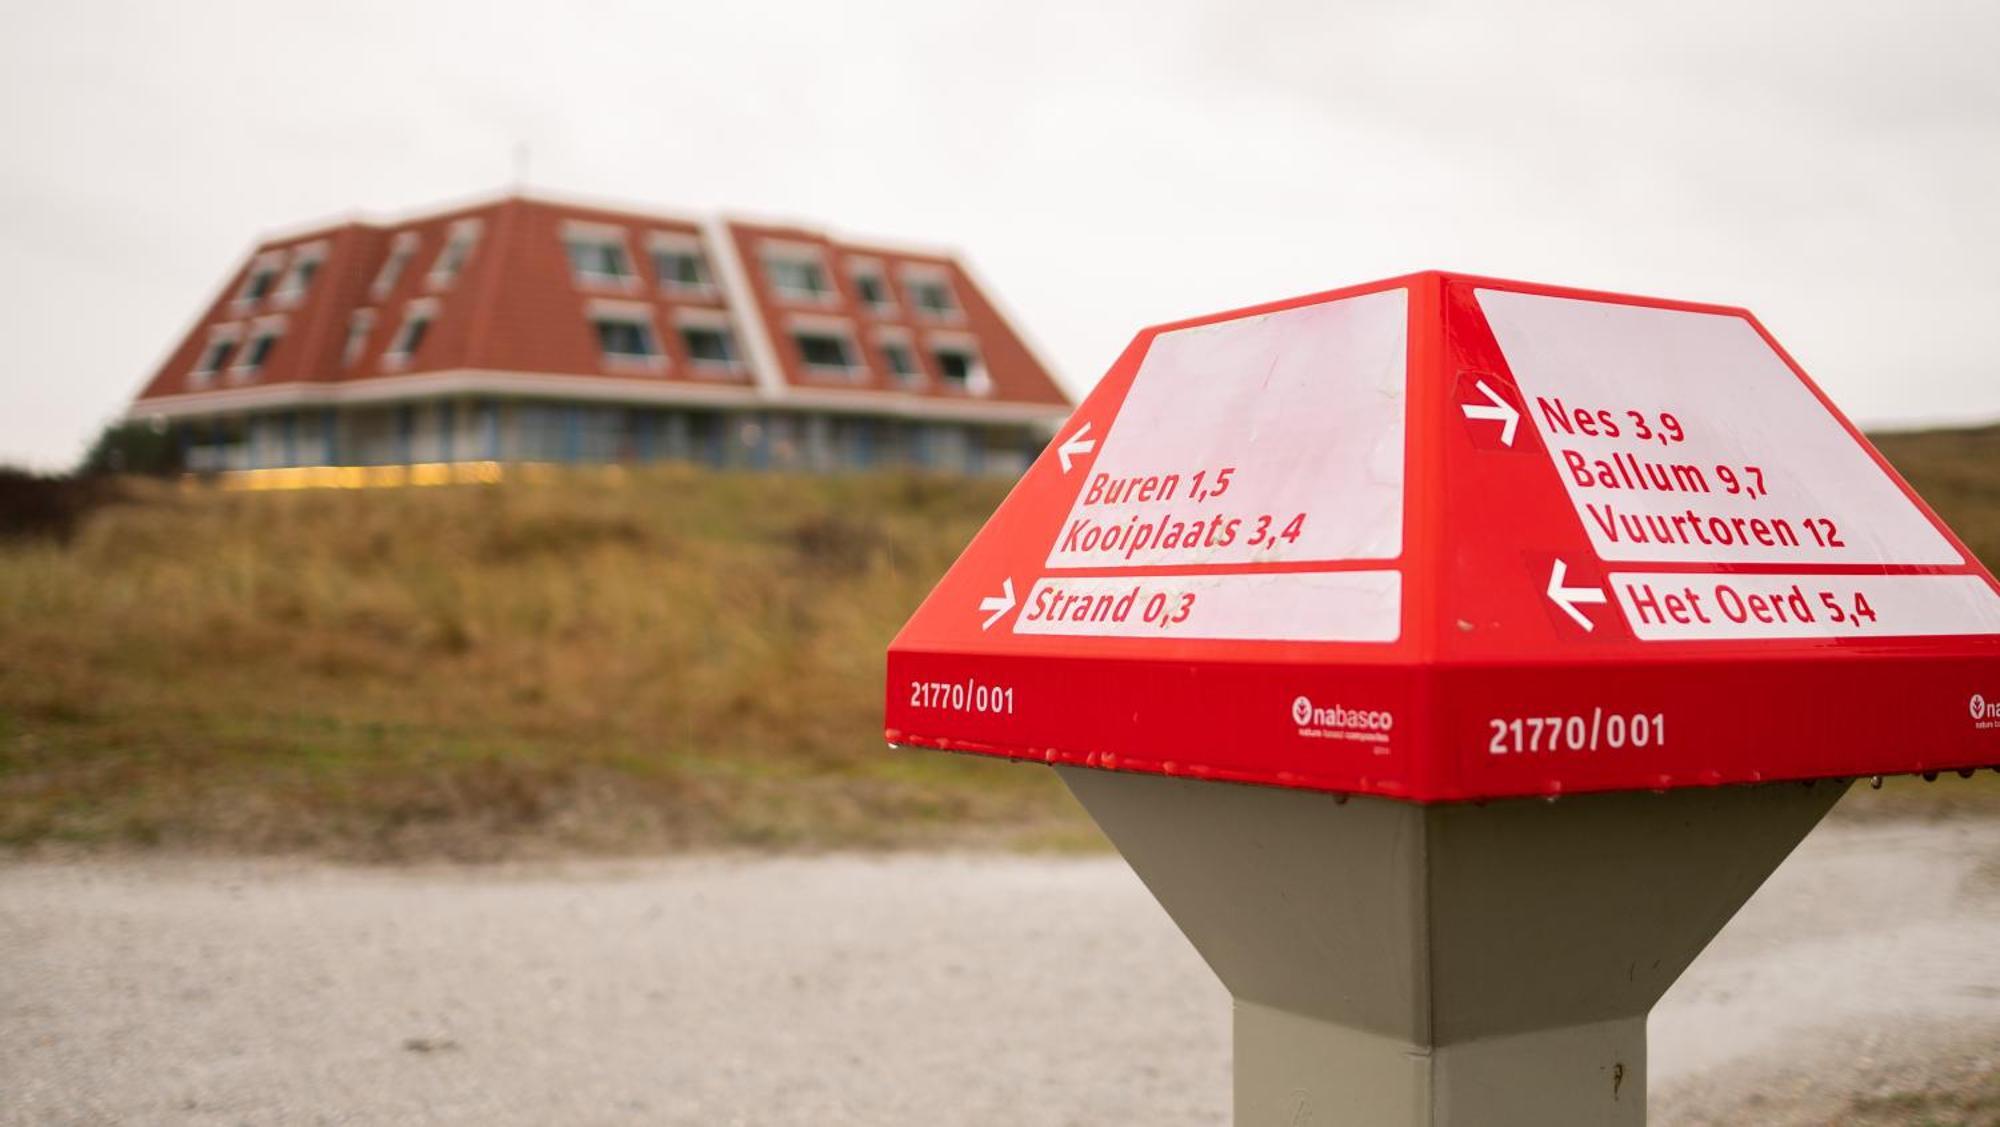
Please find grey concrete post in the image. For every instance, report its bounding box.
[1058,767,1848,1126]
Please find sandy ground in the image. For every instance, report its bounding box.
[2,817,1996,1126]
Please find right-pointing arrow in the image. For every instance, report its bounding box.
[1461,379,1521,446]
[1546,558,1607,631]
[978,577,1017,631]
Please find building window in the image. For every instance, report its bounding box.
[274,243,326,306]
[384,301,437,367]
[595,317,657,358]
[285,260,319,299]
[680,323,741,371]
[850,260,896,314]
[904,268,960,319]
[762,245,835,303]
[243,268,278,303]
[237,254,283,306]
[191,327,241,385]
[589,304,664,371]
[373,232,418,298]
[650,234,713,294]
[931,342,987,393]
[792,327,859,375]
[564,226,635,288]
[428,220,481,289]
[879,338,921,386]
[235,321,284,378]
[342,309,376,368]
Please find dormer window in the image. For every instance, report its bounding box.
[650,232,714,295]
[677,311,744,375]
[930,337,989,394]
[762,244,835,303]
[191,325,241,386]
[243,269,278,302]
[797,332,855,371]
[342,309,376,368]
[595,317,657,359]
[683,325,736,364]
[588,301,665,371]
[790,319,862,378]
[236,253,284,307]
[274,242,326,306]
[877,330,921,387]
[428,219,481,289]
[383,299,438,369]
[241,331,278,373]
[234,317,286,380]
[372,232,418,299]
[287,260,319,298]
[903,267,961,320]
[563,224,635,288]
[850,260,896,314]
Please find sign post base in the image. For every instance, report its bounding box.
[1058,768,1848,1125]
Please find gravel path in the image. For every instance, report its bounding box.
[2,817,1996,1125]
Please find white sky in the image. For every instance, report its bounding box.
[3,0,1998,470]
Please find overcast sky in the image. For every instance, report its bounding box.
[3,0,1997,470]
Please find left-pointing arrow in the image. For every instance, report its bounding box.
[1545,559,1608,631]
[1056,423,1097,473]
[979,578,1017,630]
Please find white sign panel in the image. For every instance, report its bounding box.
[1611,572,2000,641]
[1046,290,1408,569]
[1477,290,1962,567]
[1013,571,1401,642]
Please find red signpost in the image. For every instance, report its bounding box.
[885,271,2000,1125]
[888,271,2000,799]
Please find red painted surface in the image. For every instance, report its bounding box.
[884,271,2000,801]
[724,220,1061,405]
[131,196,1069,411]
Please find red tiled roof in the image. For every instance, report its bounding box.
[131,195,1072,419]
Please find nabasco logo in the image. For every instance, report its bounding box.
[1291,694,1394,746]
[1971,692,2000,731]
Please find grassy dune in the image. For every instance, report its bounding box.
[2,425,1996,859]
[0,468,1095,859]
[1871,425,2000,570]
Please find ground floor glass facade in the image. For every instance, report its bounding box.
[174,399,1046,476]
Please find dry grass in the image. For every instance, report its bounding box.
[1834,424,2000,823]
[1,423,1995,860]
[1840,1064,2000,1127]
[1872,425,2000,571]
[0,468,1097,860]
